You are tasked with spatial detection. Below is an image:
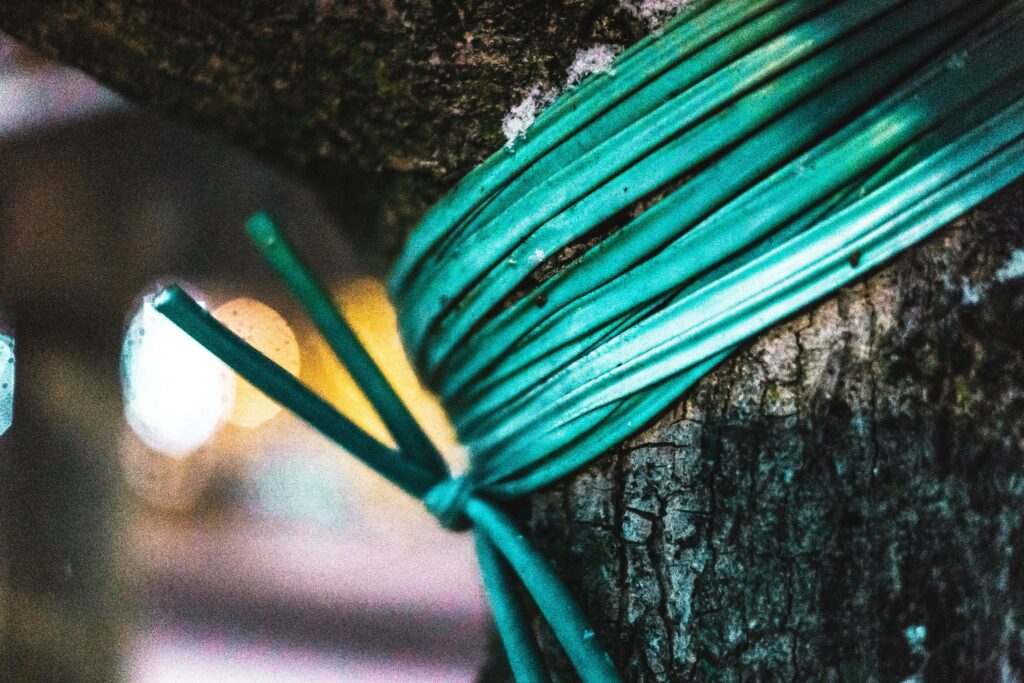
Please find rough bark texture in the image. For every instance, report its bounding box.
[527,182,1024,681]
[4,3,1024,681]
[0,0,658,259]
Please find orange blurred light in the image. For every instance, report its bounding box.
[213,297,300,429]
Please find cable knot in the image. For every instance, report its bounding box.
[423,475,474,531]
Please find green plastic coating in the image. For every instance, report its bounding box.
[474,531,551,683]
[152,286,436,498]
[154,267,619,682]
[467,498,621,681]
[245,212,448,477]
[154,2,1024,681]
[393,0,1024,498]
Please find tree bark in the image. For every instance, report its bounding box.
[0,0,655,258]
[526,181,1024,681]
[4,3,1024,681]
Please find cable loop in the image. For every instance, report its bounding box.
[423,475,475,531]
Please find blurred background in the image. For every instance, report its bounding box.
[0,34,489,682]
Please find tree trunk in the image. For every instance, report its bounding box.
[4,3,1024,681]
[0,0,659,259]
[525,181,1024,681]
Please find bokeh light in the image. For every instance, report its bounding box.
[0,332,13,437]
[305,278,461,463]
[212,297,300,429]
[121,293,235,457]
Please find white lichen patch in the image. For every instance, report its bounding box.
[938,266,988,305]
[502,44,618,146]
[565,44,619,88]
[502,85,555,147]
[933,247,1024,306]
[960,277,984,304]
[622,508,654,542]
[621,0,692,29]
[994,248,1024,282]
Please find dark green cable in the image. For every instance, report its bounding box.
[474,531,552,683]
[467,498,622,683]
[152,287,437,498]
[244,212,449,478]
[433,0,991,396]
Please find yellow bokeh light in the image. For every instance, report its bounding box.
[213,297,300,429]
[302,278,462,469]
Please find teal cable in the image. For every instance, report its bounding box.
[399,0,904,360]
[437,0,993,406]
[467,498,620,682]
[154,273,621,683]
[426,0,824,264]
[424,0,983,380]
[244,212,448,477]
[389,0,785,292]
[398,0,839,323]
[153,2,1024,681]
[474,531,552,683]
[468,111,1024,481]
[481,100,1024,470]
[151,287,436,498]
[446,3,1024,449]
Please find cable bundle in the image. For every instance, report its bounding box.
[391,0,1024,496]
[157,2,1024,681]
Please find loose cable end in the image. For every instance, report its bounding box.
[245,211,282,251]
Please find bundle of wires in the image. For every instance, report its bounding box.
[157,2,1024,681]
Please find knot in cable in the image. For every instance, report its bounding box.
[423,475,474,531]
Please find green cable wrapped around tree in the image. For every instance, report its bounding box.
[155,2,1024,680]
